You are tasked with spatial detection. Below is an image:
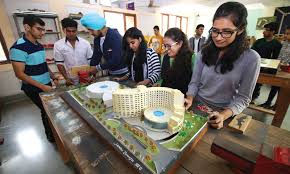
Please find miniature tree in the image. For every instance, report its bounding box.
[124,140,129,145]
[185,122,192,129]
[112,128,116,132]
[139,132,144,138]
[149,141,153,146]
[107,125,111,130]
[135,151,140,157]
[129,144,134,151]
[117,135,122,140]
[179,131,187,137]
[145,155,152,161]
[128,127,132,132]
[132,129,136,135]
[151,145,157,151]
[144,137,148,142]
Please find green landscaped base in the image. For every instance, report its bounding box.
[145,160,157,174]
[105,119,121,129]
[161,112,207,150]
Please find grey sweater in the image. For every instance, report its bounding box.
[187,49,261,115]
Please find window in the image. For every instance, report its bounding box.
[181,17,188,33]
[0,29,9,64]
[104,10,136,36]
[162,14,188,34]
[176,16,181,29]
[161,14,169,35]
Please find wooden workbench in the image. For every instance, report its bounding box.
[256,71,290,127]
[40,84,290,174]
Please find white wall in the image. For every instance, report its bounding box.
[137,12,161,36]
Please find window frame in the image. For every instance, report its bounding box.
[103,10,136,35]
[0,28,10,64]
[161,13,188,34]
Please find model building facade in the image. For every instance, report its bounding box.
[113,85,185,133]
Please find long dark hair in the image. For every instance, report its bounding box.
[122,27,147,82]
[161,28,193,94]
[122,27,147,67]
[201,1,249,74]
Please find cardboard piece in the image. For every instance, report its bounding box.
[69,65,90,77]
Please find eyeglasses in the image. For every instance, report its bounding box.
[163,42,178,50]
[209,27,238,38]
[34,26,46,32]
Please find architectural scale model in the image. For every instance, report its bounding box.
[61,80,208,174]
[112,85,185,133]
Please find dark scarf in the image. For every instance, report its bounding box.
[132,54,144,82]
[161,55,172,86]
[161,54,192,94]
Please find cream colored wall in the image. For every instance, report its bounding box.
[0,0,22,98]
[0,0,15,48]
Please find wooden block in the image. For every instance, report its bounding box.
[228,114,252,133]
[69,65,90,77]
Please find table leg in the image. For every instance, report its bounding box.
[271,88,290,127]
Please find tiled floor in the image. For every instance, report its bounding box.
[0,85,289,174]
[0,98,75,174]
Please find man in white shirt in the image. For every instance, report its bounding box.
[188,24,206,54]
[54,18,93,85]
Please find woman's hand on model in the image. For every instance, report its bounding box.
[113,77,122,82]
[208,111,225,129]
[184,95,194,110]
[113,76,128,82]
[137,79,151,86]
[208,108,233,129]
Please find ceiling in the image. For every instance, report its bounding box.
[115,0,290,9]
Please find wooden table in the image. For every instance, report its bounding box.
[40,88,290,174]
[256,71,290,127]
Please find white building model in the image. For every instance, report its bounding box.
[86,81,120,107]
[112,85,185,133]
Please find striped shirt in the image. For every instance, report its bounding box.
[126,48,161,84]
[9,36,50,90]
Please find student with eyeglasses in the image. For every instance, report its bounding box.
[160,28,194,94]
[114,27,161,86]
[185,2,260,129]
[9,15,56,142]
